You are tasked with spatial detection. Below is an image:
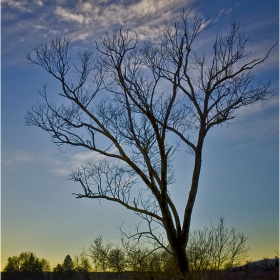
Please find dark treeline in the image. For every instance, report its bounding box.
[3,218,255,280]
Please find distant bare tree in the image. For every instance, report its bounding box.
[120,236,151,272]
[187,217,249,279]
[74,252,92,280]
[108,248,126,273]
[25,8,276,279]
[87,218,249,279]
[89,234,168,277]
[89,236,112,272]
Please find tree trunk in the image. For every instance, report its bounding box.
[174,133,205,279]
[172,242,191,280]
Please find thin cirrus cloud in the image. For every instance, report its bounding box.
[2,0,43,12]
[2,0,32,12]
[46,146,121,176]
[2,149,110,177]
[56,0,191,23]
[2,151,35,167]
[2,0,195,65]
[52,0,194,39]
[238,97,278,143]
[46,151,103,176]
[55,7,85,25]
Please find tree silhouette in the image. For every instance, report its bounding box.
[108,248,126,273]
[53,263,64,280]
[25,8,276,279]
[3,256,21,272]
[3,252,47,280]
[74,253,92,280]
[187,217,249,279]
[62,254,75,279]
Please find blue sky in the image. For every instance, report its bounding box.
[1,0,279,269]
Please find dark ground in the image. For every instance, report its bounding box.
[1,264,279,280]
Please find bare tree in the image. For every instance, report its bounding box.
[187,217,249,279]
[25,9,275,279]
[74,252,92,271]
[120,235,152,272]
[89,236,112,272]
[108,248,126,273]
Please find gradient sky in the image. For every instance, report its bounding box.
[1,0,279,270]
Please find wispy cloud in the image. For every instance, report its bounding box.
[46,151,102,176]
[2,0,277,74]
[2,149,112,177]
[2,151,35,166]
[210,6,233,23]
[230,96,279,149]
[237,95,279,119]
[55,7,85,24]
[2,0,195,65]
[51,0,194,40]
[37,0,43,7]
[2,0,32,12]
[2,0,44,13]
